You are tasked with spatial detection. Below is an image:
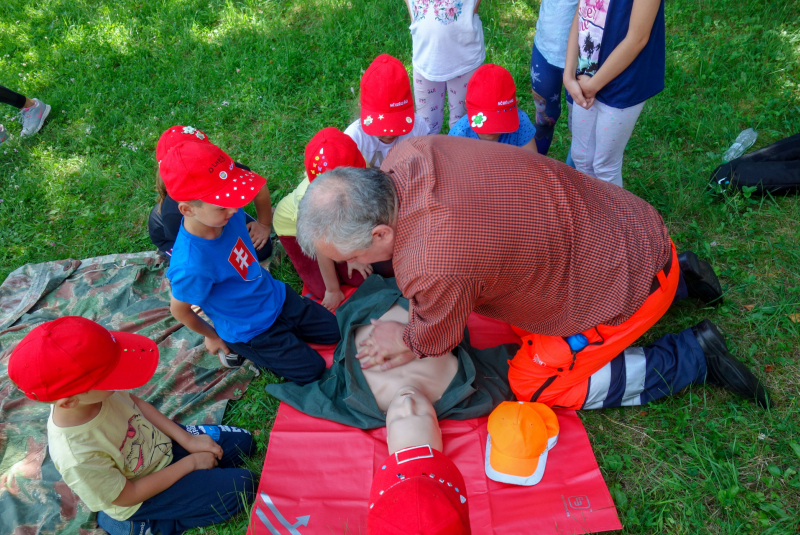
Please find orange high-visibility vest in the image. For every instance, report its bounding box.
[508,241,680,408]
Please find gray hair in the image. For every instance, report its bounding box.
[297,167,397,258]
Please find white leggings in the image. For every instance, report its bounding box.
[570,99,645,188]
[413,67,477,134]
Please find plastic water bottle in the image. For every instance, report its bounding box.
[722,128,758,162]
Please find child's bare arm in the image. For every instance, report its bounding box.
[111,452,217,507]
[170,296,230,355]
[131,394,223,459]
[247,186,272,251]
[318,255,345,312]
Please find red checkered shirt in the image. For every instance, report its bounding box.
[380,135,672,358]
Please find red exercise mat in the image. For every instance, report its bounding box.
[250,299,620,533]
[249,404,620,534]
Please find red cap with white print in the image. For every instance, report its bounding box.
[367,446,471,534]
[8,317,159,403]
[156,125,211,163]
[159,141,266,208]
[360,54,416,137]
[304,127,366,181]
[465,64,520,135]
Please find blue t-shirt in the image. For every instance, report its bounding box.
[167,209,286,343]
[592,0,665,109]
[448,109,535,147]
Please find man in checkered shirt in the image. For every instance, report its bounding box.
[298,136,770,410]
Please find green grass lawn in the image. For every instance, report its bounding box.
[2,0,799,533]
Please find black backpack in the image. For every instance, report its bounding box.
[709,132,800,195]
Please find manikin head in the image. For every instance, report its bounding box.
[386,386,442,455]
[369,388,470,534]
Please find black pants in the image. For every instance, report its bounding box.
[226,284,340,385]
[710,132,800,195]
[0,85,27,109]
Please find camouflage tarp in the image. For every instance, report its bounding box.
[0,252,257,535]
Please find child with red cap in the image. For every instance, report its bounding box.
[448,64,538,153]
[7,317,256,535]
[344,54,429,168]
[274,127,379,311]
[147,125,273,260]
[405,0,486,135]
[160,141,340,383]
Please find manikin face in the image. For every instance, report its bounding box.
[386,386,442,454]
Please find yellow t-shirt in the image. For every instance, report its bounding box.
[47,392,174,520]
[272,177,311,237]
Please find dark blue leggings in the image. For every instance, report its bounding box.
[530,43,573,156]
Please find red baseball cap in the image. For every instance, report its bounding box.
[368,445,471,535]
[8,317,159,402]
[465,64,519,135]
[156,125,211,163]
[159,141,266,208]
[360,54,416,137]
[304,127,366,181]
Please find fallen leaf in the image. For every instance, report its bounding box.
[743,304,755,311]
[764,364,774,372]
[639,411,648,417]
[788,313,800,323]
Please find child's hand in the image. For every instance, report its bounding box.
[190,451,219,471]
[321,289,345,312]
[204,336,230,356]
[577,75,598,103]
[563,76,593,110]
[247,221,271,251]
[185,433,223,459]
[347,261,373,280]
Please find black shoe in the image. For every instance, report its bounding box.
[218,350,245,369]
[678,251,724,305]
[692,319,771,408]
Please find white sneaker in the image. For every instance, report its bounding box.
[20,98,51,137]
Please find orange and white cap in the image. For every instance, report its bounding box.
[485,401,559,486]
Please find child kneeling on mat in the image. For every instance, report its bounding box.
[160,141,340,384]
[7,317,256,535]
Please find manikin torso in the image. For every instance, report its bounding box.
[356,305,459,413]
